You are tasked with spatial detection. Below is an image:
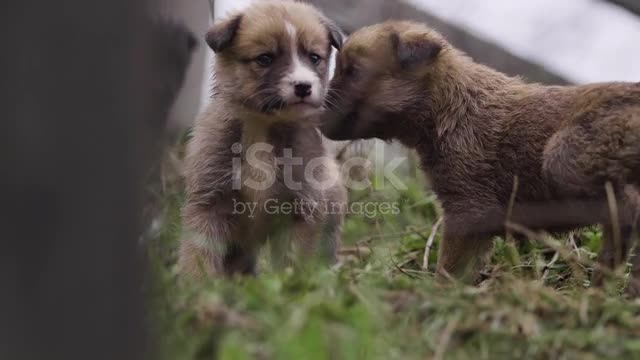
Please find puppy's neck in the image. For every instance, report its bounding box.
[425,51,526,138]
[401,50,530,167]
[238,113,304,151]
[240,118,270,147]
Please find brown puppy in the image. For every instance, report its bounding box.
[320,21,640,292]
[179,1,346,277]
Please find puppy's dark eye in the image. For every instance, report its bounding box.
[255,53,274,67]
[309,53,322,65]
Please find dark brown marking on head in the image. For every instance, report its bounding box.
[322,18,344,51]
[205,15,242,53]
[391,32,442,69]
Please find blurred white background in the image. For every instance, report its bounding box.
[408,0,640,83]
[166,0,640,130]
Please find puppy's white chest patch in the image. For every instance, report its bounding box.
[240,151,276,202]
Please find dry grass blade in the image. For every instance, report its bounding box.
[434,314,461,360]
[506,222,636,287]
[423,216,443,271]
[391,255,420,279]
[505,175,519,243]
[541,251,560,282]
[360,226,430,243]
[195,300,260,331]
[338,245,372,257]
[605,181,623,265]
[568,232,580,258]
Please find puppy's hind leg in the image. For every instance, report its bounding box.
[592,222,634,288]
[544,122,640,291]
[290,221,324,267]
[626,244,640,297]
[436,214,494,284]
[624,188,640,296]
[543,127,595,197]
[179,197,241,277]
[318,185,347,264]
[592,187,639,288]
[543,110,640,197]
[223,242,260,276]
[179,230,259,277]
[269,219,295,271]
[179,230,260,277]
[290,213,342,268]
[178,233,223,279]
[317,211,343,264]
[291,185,345,266]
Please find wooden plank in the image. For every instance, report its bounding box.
[311,0,570,85]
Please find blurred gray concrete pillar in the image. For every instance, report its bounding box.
[1,2,194,360]
[0,1,150,359]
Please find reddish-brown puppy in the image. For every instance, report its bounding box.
[320,21,640,293]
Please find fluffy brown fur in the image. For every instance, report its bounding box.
[320,21,640,293]
[179,1,346,277]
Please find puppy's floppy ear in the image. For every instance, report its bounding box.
[205,15,242,53]
[322,17,345,50]
[391,31,442,69]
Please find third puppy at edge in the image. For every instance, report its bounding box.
[320,21,640,295]
[180,1,346,277]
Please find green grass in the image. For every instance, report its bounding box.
[147,165,640,360]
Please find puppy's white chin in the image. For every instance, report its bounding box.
[289,102,321,111]
[236,103,322,124]
[277,103,322,120]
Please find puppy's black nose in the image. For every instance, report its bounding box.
[294,83,312,98]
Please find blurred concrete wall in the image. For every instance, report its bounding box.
[154,0,210,134]
[151,0,257,134]
[609,0,640,16]
[312,0,568,85]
